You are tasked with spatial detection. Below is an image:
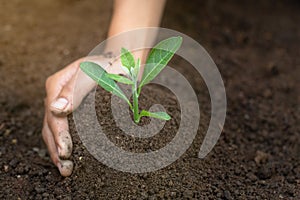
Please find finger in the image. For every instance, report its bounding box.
[50,69,96,115]
[57,160,74,177]
[42,115,60,165]
[47,112,72,159]
[45,59,82,108]
[42,115,73,177]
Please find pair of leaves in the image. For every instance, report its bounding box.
[120,36,183,87]
[80,36,182,122]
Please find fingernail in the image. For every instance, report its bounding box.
[58,160,73,177]
[51,98,68,110]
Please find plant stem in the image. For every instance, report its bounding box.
[132,82,140,123]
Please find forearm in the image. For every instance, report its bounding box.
[108,0,166,37]
[104,0,166,76]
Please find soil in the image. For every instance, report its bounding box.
[0,0,299,199]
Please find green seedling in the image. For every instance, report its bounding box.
[80,36,182,123]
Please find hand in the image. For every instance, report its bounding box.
[42,55,122,176]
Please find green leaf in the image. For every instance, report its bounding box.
[139,110,171,121]
[80,61,131,107]
[133,58,140,79]
[106,73,133,85]
[121,47,135,70]
[120,65,130,76]
[139,36,182,89]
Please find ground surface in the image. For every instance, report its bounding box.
[0,0,299,199]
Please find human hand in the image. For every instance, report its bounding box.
[42,55,122,176]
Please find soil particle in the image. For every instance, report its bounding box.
[224,190,232,200]
[9,158,19,168]
[254,150,270,165]
[34,186,46,194]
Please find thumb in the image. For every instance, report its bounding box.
[50,69,96,115]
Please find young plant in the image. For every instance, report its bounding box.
[80,36,182,123]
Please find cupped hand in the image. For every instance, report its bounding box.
[42,55,122,176]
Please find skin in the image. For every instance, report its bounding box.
[43,0,166,176]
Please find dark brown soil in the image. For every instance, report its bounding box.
[0,0,299,199]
